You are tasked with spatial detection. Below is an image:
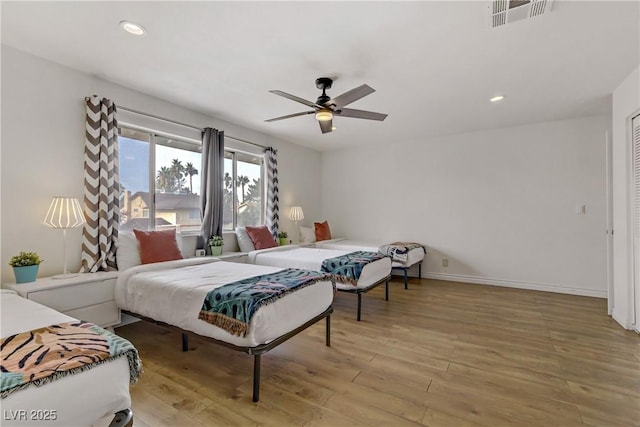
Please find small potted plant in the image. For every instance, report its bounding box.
[277,231,288,246]
[208,235,224,256]
[9,251,43,283]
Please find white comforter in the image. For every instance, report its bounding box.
[248,246,391,290]
[115,258,334,348]
[0,291,131,427]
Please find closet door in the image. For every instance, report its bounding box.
[632,114,640,332]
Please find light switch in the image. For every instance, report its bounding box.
[575,204,586,215]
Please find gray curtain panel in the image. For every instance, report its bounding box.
[200,127,225,251]
[81,95,120,272]
[265,147,279,238]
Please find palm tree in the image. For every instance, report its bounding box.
[245,178,261,202]
[156,166,173,192]
[237,175,250,203]
[170,159,185,192]
[184,162,198,194]
[224,172,233,192]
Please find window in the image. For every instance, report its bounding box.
[119,127,202,234]
[223,150,264,230]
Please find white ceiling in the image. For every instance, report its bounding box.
[2,1,638,151]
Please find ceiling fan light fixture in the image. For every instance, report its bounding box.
[315,110,333,122]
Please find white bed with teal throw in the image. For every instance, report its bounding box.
[248,246,392,321]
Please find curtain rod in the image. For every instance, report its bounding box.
[85,98,268,150]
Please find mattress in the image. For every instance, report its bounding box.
[248,246,392,291]
[0,291,131,427]
[114,258,334,348]
[316,238,425,268]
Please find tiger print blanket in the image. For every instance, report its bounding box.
[199,268,334,337]
[378,242,426,263]
[1,321,142,398]
[321,251,388,286]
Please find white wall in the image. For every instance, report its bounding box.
[0,46,322,282]
[322,116,610,296]
[611,65,640,330]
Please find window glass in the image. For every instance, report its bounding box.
[222,150,264,230]
[119,128,151,231]
[118,127,201,233]
[223,152,234,231]
[236,152,263,228]
[155,136,201,234]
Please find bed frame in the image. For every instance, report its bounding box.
[393,260,423,290]
[122,307,332,402]
[337,274,391,321]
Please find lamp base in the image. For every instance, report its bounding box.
[51,273,79,280]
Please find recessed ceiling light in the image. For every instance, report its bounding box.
[490,95,505,103]
[120,20,146,36]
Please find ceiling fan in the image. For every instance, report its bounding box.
[265,77,388,134]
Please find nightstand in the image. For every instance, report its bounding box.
[3,271,120,327]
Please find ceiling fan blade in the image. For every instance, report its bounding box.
[265,111,315,122]
[269,90,322,109]
[319,119,333,134]
[337,108,388,121]
[329,84,375,108]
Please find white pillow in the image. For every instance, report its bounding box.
[235,227,256,253]
[117,232,142,271]
[299,226,316,243]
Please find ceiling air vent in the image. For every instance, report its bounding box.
[489,0,554,28]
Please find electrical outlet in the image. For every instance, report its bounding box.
[442,258,448,267]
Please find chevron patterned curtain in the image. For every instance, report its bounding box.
[265,147,279,238]
[80,95,120,272]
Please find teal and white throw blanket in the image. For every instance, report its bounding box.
[199,268,333,337]
[378,242,425,263]
[321,251,388,286]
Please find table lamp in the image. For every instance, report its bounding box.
[43,197,86,279]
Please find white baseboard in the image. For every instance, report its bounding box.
[423,272,607,298]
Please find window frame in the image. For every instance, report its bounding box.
[118,124,202,234]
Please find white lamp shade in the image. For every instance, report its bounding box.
[43,197,86,229]
[289,206,304,221]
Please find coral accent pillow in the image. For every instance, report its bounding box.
[245,225,277,250]
[133,229,184,265]
[314,221,332,241]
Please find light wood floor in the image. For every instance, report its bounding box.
[115,277,640,427]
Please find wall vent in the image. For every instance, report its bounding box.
[489,0,554,28]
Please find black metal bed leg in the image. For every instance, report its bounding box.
[326,315,331,347]
[385,279,389,301]
[108,409,133,427]
[253,354,261,402]
[357,293,362,321]
[404,269,408,290]
[182,333,188,352]
[419,262,422,279]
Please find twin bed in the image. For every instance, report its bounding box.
[1,290,138,427]
[248,246,392,321]
[315,238,426,289]
[115,258,335,402]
